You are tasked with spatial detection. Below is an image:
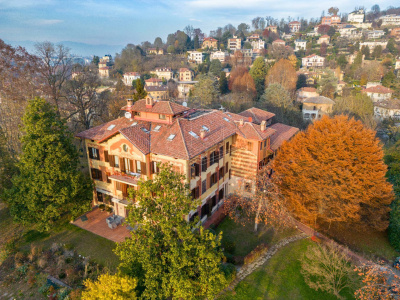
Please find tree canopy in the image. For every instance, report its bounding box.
[265,59,297,92]
[4,97,93,231]
[272,115,393,230]
[115,164,227,299]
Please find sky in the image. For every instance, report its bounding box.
[0,0,399,53]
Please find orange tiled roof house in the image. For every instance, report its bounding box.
[76,97,298,227]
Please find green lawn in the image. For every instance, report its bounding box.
[220,239,357,300]
[215,217,298,257]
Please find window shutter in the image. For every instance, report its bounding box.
[129,159,134,173]
[109,155,115,167]
[88,147,93,159]
[98,170,103,181]
[104,151,109,162]
[120,158,125,172]
[195,163,200,177]
[150,161,154,174]
[141,162,147,175]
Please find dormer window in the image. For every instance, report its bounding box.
[135,112,141,117]
[159,114,166,120]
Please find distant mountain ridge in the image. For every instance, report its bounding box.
[3,39,124,57]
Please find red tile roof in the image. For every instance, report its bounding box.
[145,78,162,82]
[108,174,139,186]
[269,123,299,151]
[299,87,317,92]
[127,99,189,115]
[119,122,151,154]
[364,85,393,94]
[236,122,276,140]
[238,107,275,124]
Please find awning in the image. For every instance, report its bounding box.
[95,188,114,196]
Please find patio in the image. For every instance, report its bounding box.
[72,207,131,243]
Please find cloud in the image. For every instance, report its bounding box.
[28,19,64,26]
[0,0,54,9]
[189,18,202,22]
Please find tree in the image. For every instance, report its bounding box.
[231,71,257,98]
[224,169,291,232]
[237,23,250,35]
[272,115,394,231]
[333,94,375,128]
[115,165,228,299]
[209,59,222,76]
[300,241,356,299]
[82,273,137,300]
[91,56,99,66]
[266,59,297,92]
[355,263,400,299]
[387,39,398,55]
[320,42,328,56]
[63,67,105,131]
[337,55,347,69]
[318,69,337,98]
[167,79,179,99]
[133,79,147,101]
[328,7,339,15]
[219,71,229,94]
[250,57,268,100]
[296,74,307,90]
[4,98,92,231]
[193,34,200,49]
[189,74,220,108]
[35,41,72,114]
[0,127,17,197]
[382,71,396,88]
[153,37,163,48]
[361,45,370,59]
[261,83,292,109]
[327,26,336,37]
[318,25,331,35]
[371,4,380,14]
[372,45,382,59]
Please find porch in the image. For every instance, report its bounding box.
[72,207,131,243]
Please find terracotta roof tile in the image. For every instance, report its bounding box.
[363,85,393,94]
[127,99,189,115]
[269,123,299,151]
[119,122,151,154]
[238,107,275,124]
[108,174,139,185]
[236,122,276,140]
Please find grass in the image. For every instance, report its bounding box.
[220,239,357,300]
[0,202,119,271]
[323,223,399,262]
[215,217,298,257]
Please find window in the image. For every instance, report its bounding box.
[201,157,207,172]
[114,156,120,168]
[202,125,209,132]
[152,161,160,174]
[97,192,104,203]
[220,146,223,159]
[264,140,267,148]
[141,127,149,133]
[260,142,262,150]
[226,142,229,154]
[159,114,166,120]
[210,172,218,187]
[124,158,132,172]
[191,187,199,199]
[219,167,224,179]
[201,203,210,217]
[189,211,198,222]
[191,163,200,178]
[88,147,100,160]
[135,112,141,116]
[201,180,207,195]
[211,196,217,209]
[91,168,102,181]
[123,144,129,152]
[107,124,116,130]
[247,142,252,151]
[136,160,142,173]
[210,151,219,165]
[218,188,224,202]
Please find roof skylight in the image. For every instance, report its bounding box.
[189,131,199,138]
[223,117,230,122]
[131,122,138,126]
[202,125,209,131]
[153,125,161,132]
[167,134,176,141]
[107,124,116,130]
[141,128,150,133]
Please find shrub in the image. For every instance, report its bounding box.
[224,241,236,254]
[37,257,47,269]
[64,243,74,251]
[105,206,113,213]
[59,272,66,279]
[14,252,27,268]
[99,204,105,211]
[244,243,268,265]
[224,253,235,264]
[221,263,237,282]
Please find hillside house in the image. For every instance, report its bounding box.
[179,68,194,81]
[151,68,173,81]
[294,39,307,51]
[348,9,365,23]
[296,87,319,102]
[317,35,330,44]
[228,37,242,51]
[123,72,140,86]
[321,15,341,26]
[363,84,393,102]
[202,37,218,50]
[302,96,335,121]
[187,51,204,64]
[302,55,325,68]
[288,21,301,32]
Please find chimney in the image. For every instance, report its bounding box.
[145,96,154,108]
[261,120,266,132]
[248,117,252,123]
[126,98,134,107]
[200,129,206,139]
[239,119,244,127]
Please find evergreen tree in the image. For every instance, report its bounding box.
[219,71,229,94]
[193,34,200,49]
[249,57,268,100]
[382,71,396,89]
[115,164,227,299]
[209,59,222,76]
[387,39,398,55]
[5,98,93,231]
[133,78,147,101]
[296,74,307,90]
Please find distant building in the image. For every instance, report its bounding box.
[321,15,341,26]
[390,28,400,40]
[247,34,260,41]
[266,26,277,33]
[317,35,330,44]
[380,15,400,26]
[296,87,319,102]
[363,84,393,102]
[374,100,400,120]
[288,21,301,32]
[210,51,229,62]
[294,39,307,51]
[228,37,242,51]
[179,68,194,81]
[348,9,365,23]
[338,25,361,39]
[272,39,285,47]
[251,39,265,50]
[151,68,173,81]
[145,78,163,87]
[147,48,165,55]
[359,41,388,51]
[367,30,385,39]
[202,37,218,50]
[302,55,325,68]
[144,85,168,100]
[302,96,335,121]
[177,81,198,99]
[187,51,204,64]
[123,72,141,86]
[98,55,113,78]
[395,58,400,70]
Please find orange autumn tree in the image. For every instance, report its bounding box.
[265,59,297,92]
[272,115,393,231]
[228,66,257,98]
